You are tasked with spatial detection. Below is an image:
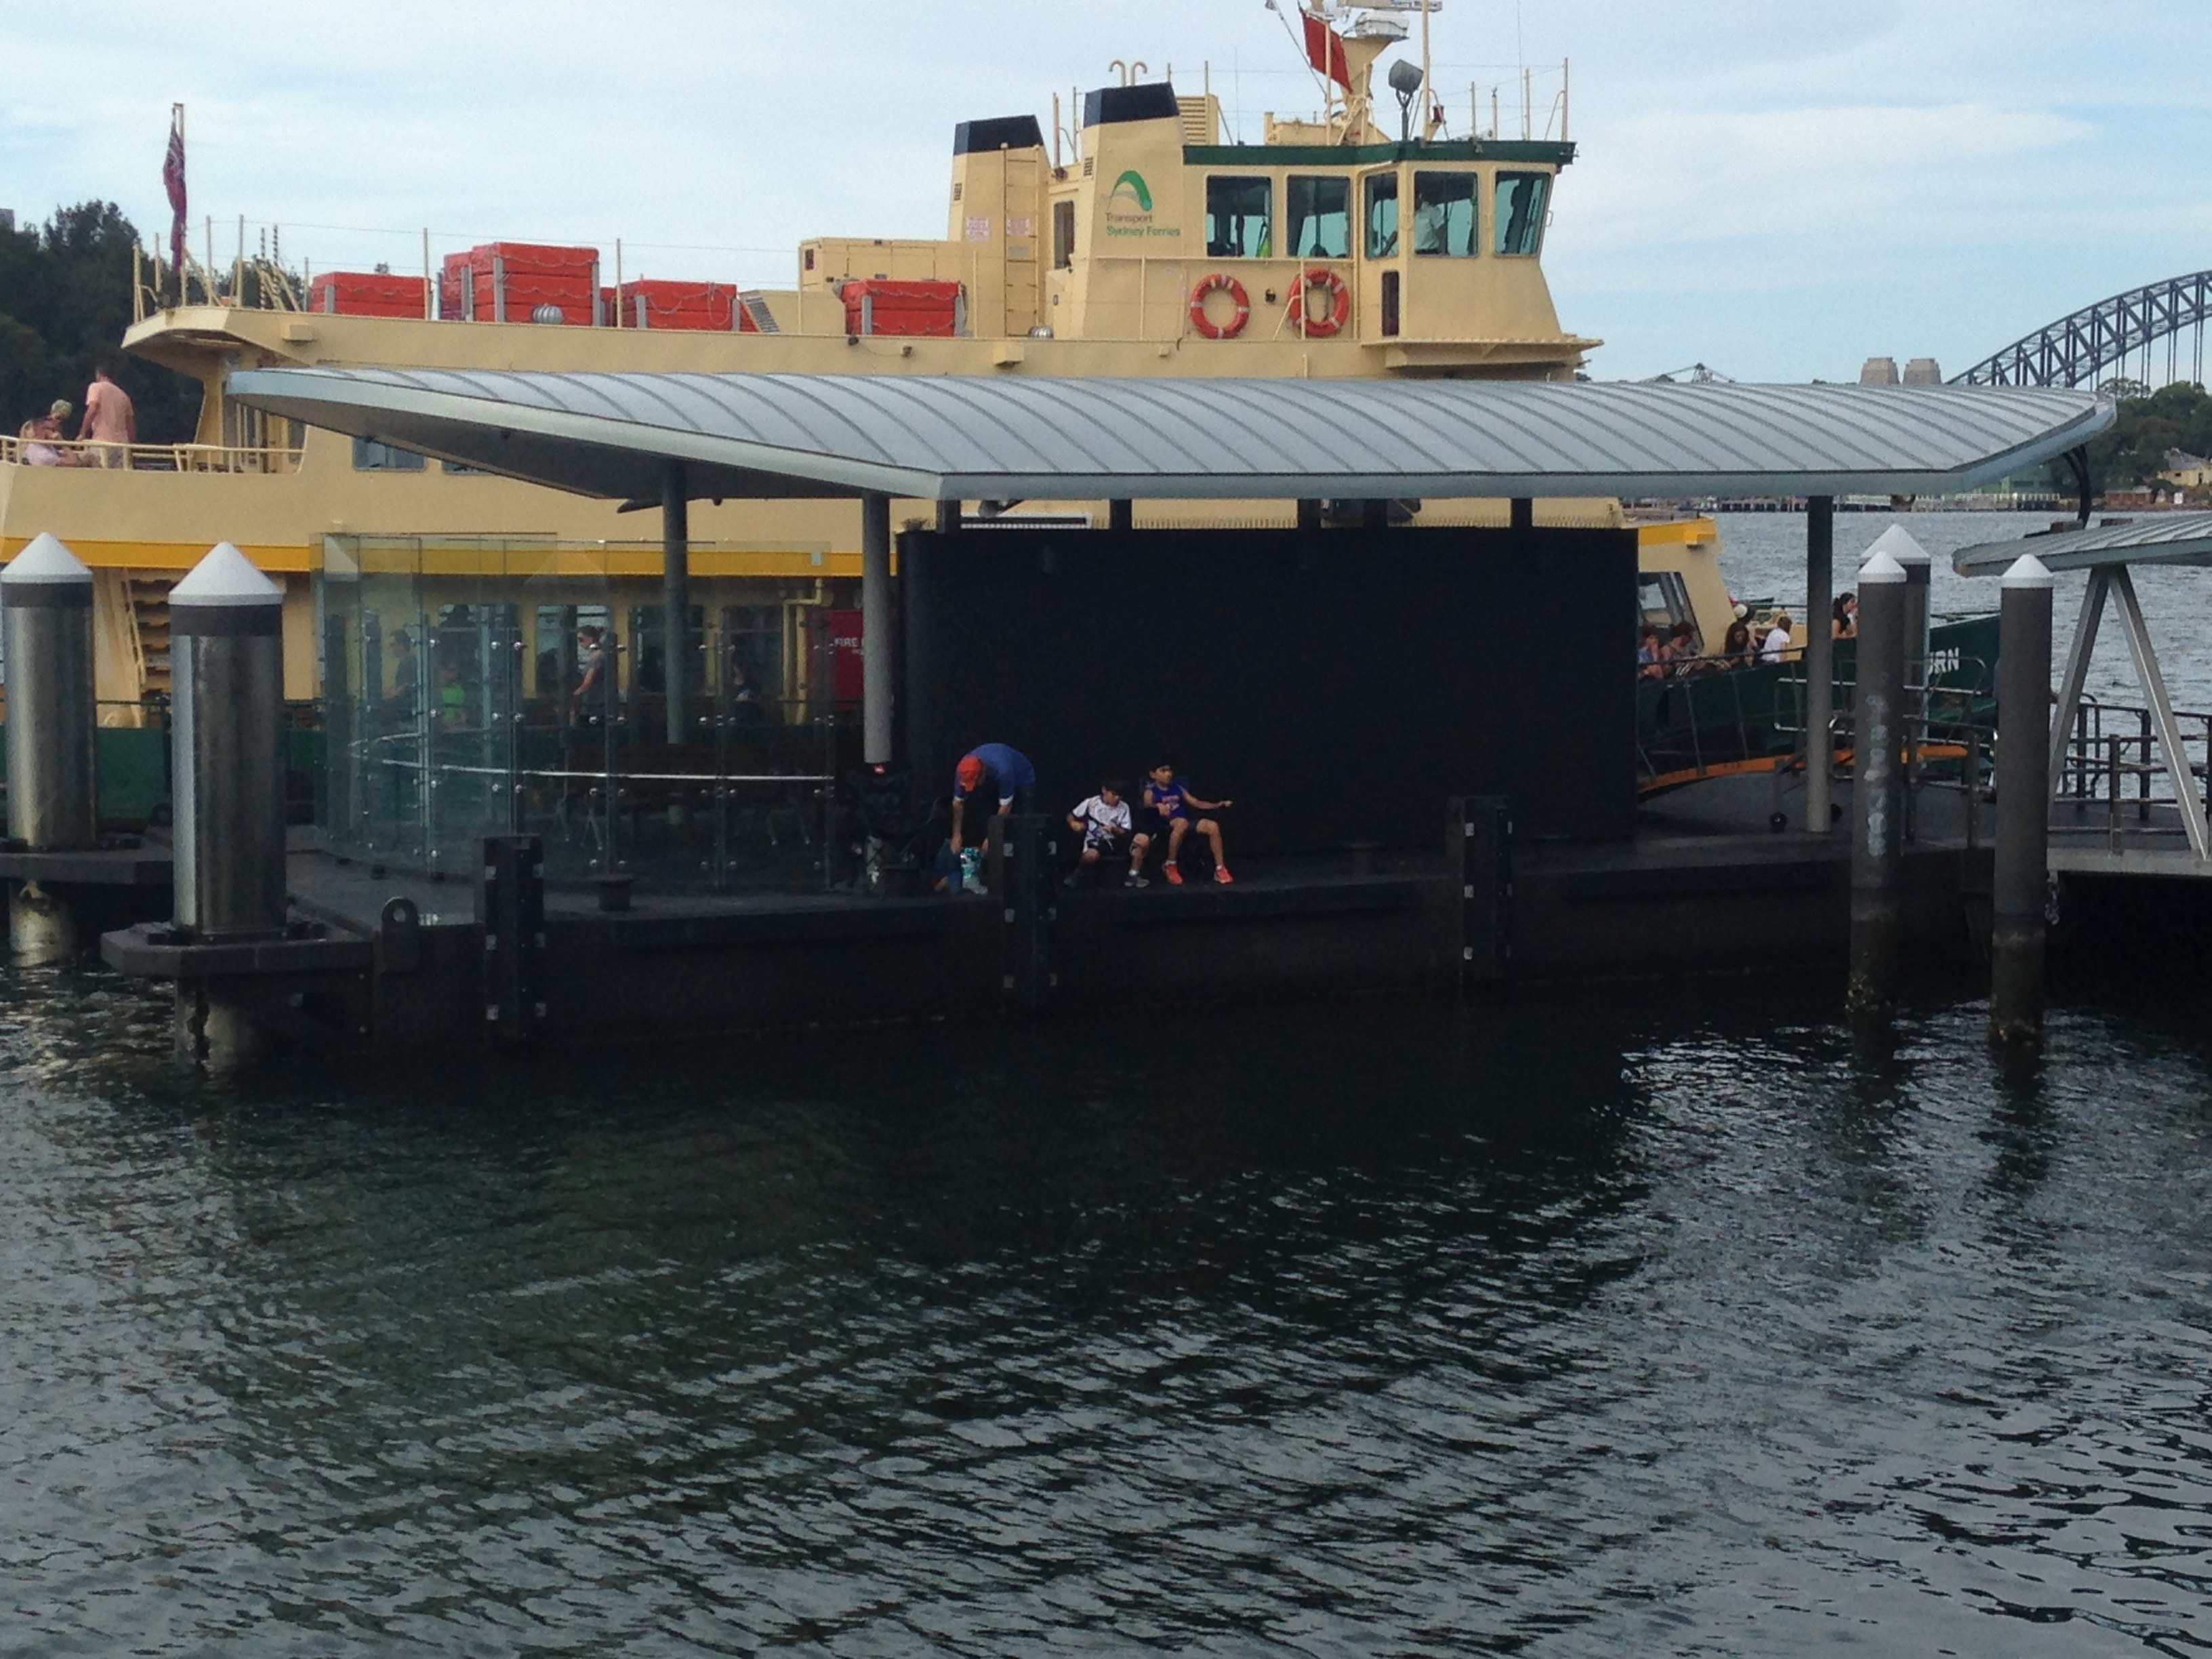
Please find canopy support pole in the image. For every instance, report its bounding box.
[862,492,893,766]
[2049,567,2108,804]
[1803,495,1835,834]
[2110,564,2209,857]
[661,462,690,747]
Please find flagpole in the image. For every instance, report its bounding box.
[1420,0,1434,140]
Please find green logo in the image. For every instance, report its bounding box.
[1109,170,1154,212]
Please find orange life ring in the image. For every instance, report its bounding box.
[1189,272,1251,340]
[1290,267,1351,338]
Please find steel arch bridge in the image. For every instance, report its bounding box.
[1951,270,2211,388]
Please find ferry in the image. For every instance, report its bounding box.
[0,1,1732,726]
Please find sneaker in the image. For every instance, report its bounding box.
[1164,865,1184,886]
[1124,872,1149,888]
[1214,867,1235,884]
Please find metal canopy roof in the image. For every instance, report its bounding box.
[228,366,2112,505]
[1954,510,2212,576]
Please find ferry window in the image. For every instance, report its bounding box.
[1412,172,1478,257]
[1363,172,1399,258]
[1495,171,1551,256]
[1205,176,1273,259]
[1052,199,1076,270]
[352,436,426,472]
[1286,176,1351,260]
[1639,571,1694,636]
[441,459,489,475]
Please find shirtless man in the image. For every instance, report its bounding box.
[78,366,135,468]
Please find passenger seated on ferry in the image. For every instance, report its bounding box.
[1832,591,1858,640]
[1141,760,1234,886]
[949,742,1036,857]
[1637,626,1666,680]
[1664,620,1702,674]
[1759,613,1795,665]
[18,411,75,467]
[1069,779,1152,888]
[1719,617,1755,668]
[18,417,60,466]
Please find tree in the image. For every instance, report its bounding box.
[2049,380,2212,495]
[0,203,203,445]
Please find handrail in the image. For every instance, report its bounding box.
[1,434,303,474]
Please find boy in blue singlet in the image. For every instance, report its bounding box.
[1141,760,1233,884]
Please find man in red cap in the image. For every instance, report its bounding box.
[949,741,1037,857]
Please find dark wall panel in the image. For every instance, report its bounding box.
[901,527,1635,851]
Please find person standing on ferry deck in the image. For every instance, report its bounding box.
[77,365,135,468]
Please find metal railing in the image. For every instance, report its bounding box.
[2053,697,2212,849]
[325,693,861,893]
[1,434,302,474]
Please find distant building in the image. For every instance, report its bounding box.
[2163,449,2212,489]
[1860,356,1900,386]
[0,209,14,234]
[1902,358,1943,385]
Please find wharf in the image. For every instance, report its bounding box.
[95,777,2005,1052]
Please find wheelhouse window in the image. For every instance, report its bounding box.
[1286,176,1351,260]
[1052,199,1076,270]
[1494,171,1551,256]
[1412,172,1479,257]
[1205,176,1273,259]
[352,437,426,472]
[1363,171,1399,258]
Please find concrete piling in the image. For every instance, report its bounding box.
[661,463,691,747]
[1847,547,1908,1021]
[1990,554,2055,1045]
[168,542,288,1065]
[861,492,893,766]
[1803,497,1835,834]
[2,533,99,962]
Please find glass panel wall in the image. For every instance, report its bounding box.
[317,535,860,893]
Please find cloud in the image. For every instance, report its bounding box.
[1,0,2205,383]
[1555,103,2095,291]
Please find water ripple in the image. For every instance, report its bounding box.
[4,968,2212,1653]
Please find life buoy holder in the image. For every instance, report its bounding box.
[1189,273,1251,340]
[1290,267,1351,338]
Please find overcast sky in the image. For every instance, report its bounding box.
[5,0,2205,382]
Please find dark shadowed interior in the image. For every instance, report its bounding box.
[899,525,1637,852]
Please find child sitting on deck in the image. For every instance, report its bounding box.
[1142,761,1233,885]
[1068,779,1152,887]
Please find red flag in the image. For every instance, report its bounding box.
[162,105,186,280]
[1303,9,1351,89]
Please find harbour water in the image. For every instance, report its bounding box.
[6,955,2212,1654]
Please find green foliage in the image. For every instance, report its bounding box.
[2074,380,2212,492]
[0,203,203,445]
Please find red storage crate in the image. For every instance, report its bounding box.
[619,279,737,331]
[443,241,602,323]
[313,271,429,319]
[842,279,964,337]
[439,251,471,319]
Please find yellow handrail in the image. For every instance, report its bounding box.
[0,434,302,474]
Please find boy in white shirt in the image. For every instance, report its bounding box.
[1067,779,1152,887]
